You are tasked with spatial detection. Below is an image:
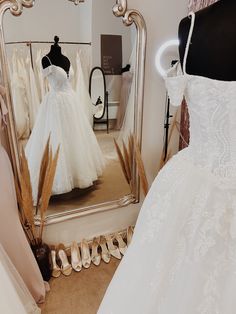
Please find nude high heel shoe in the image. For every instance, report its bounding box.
[58,243,72,276]
[115,233,127,255]
[71,241,82,272]
[105,234,121,260]
[127,226,134,246]
[91,237,101,266]
[81,239,91,269]
[50,245,61,278]
[100,236,111,263]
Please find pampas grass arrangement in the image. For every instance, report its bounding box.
[15,136,59,245]
[114,134,148,196]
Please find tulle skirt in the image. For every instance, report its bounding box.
[98,148,236,314]
[25,89,105,203]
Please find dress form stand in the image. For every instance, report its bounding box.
[42,35,70,76]
[0,85,46,304]
[179,0,236,81]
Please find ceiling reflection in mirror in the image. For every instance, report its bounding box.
[3,0,137,217]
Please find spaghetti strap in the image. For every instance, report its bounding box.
[183,11,195,74]
[45,55,52,65]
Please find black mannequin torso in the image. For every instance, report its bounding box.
[42,36,70,76]
[178,0,236,81]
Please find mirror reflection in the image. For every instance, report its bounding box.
[3,0,137,216]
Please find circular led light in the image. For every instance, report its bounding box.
[155,39,179,77]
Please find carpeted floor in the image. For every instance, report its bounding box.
[40,258,120,314]
[47,130,130,215]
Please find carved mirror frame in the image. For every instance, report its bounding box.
[0,0,146,225]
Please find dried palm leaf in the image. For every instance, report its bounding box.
[122,140,131,182]
[39,145,60,241]
[20,148,33,204]
[14,175,24,217]
[18,172,36,240]
[114,138,129,184]
[128,134,134,169]
[133,136,149,196]
[37,135,50,209]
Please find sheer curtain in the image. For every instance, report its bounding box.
[179,0,219,150]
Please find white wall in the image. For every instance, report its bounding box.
[3,0,92,72]
[91,0,133,68]
[91,0,134,106]
[3,0,92,42]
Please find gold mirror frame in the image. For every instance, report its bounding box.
[0,0,147,225]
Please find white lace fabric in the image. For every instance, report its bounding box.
[98,12,236,314]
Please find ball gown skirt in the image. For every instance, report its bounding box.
[25,65,105,203]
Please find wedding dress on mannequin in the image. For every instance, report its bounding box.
[98,12,236,314]
[25,56,105,203]
[0,85,45,304]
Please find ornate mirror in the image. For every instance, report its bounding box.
[0,0,146,225]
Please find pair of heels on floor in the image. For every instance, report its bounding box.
[127,225,134,246]
[104,226,134,261]
[51,244,72,278]
[50,227,134,278]
[51,240,93,278]
[103,233,128,261]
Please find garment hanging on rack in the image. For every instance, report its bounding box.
[10,52,30,140]
[26,55,40,130]
[35,49,47,103]
[115,71,133,130]
[75,50,94,127]
[118,43,136,143]
[78,46,92,89]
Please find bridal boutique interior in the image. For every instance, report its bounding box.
[2,0,231,313]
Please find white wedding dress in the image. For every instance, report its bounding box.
[25,56,105,203]
[0,245,40,314]
[98,12,236,314]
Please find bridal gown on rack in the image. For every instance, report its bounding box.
[98,12,236,314]
[25,57,105,203]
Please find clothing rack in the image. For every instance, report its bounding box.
[5,40,92,70]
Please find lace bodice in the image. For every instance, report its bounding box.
[42,56,73,93]
[164,12,236,182]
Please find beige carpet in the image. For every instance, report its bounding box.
[47,130,130,215]
[40,258,120,314]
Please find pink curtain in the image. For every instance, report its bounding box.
[179,0,218,150]
[188,0,219,12]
